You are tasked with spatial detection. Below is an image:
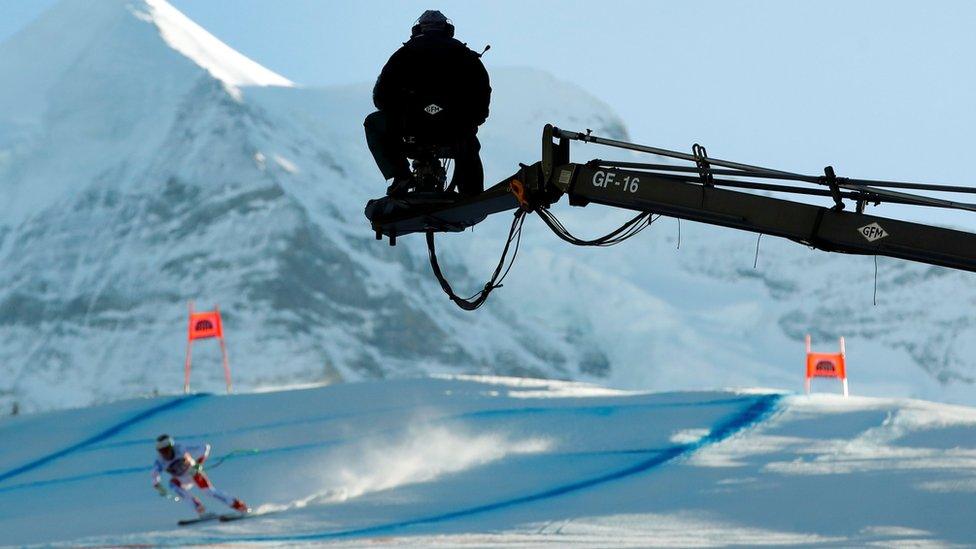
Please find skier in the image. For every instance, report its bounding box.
[151,434,249,518]
[364,10,491,197]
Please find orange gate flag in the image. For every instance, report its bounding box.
[804,335,848,397]
[184,302,232,395]
[189,311,223,340]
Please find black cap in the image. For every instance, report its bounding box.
[411,10,454,38]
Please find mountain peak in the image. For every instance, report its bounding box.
[0,0,291,115]
[133,0,293,89]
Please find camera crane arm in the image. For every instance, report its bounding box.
[365,124,976,308]
[542,126,976,272]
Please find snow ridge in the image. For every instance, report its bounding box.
[135,0,293,91]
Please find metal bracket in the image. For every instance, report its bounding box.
[542,124,555,183]
[542,125,570,180]
[823,166,845,211]
[510,179,531,211]
[692,143,714,207]
[692,143,714,187]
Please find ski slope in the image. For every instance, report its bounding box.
[1,377,974,547]
[4,0,976,414]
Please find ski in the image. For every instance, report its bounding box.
[219,511,258,522]
[177,512,217,526]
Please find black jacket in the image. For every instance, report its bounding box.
[373,32,490,137]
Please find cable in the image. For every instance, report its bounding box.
[874,255,879,306]
[426,209,526,311]
[428,200,655,309]
[754,233,763,269]
[536,208,658,247]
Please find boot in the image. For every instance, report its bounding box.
[386,174,414,198]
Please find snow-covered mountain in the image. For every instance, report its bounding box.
[0,0,632,412]
[1,0,974,413]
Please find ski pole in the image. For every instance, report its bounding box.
[204,449,261,470]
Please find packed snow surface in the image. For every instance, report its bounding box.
[1,377,973,547]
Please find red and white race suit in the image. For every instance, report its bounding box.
[151,443,237,513]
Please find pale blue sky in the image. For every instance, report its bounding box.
[4,0,976,223]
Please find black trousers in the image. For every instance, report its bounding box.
[364,111,484,196]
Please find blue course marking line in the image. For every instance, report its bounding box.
[9,395,766,493]
[457,396,760,421]
[0,466,145,493]
[0,394,208,485]
[83,402,421,453]
[85,394,759,453]
[188,394,782,545]
[0,448,665,494]
[0,448,671,495]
